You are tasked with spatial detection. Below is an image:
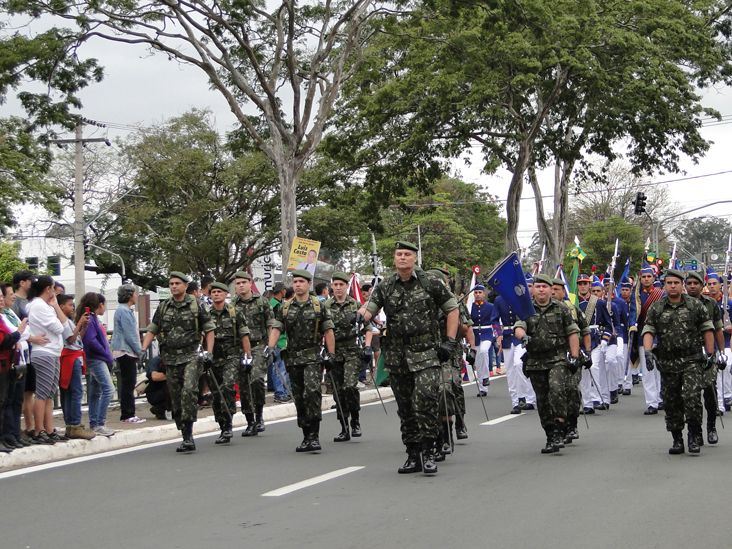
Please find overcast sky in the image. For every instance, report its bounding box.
[14,35,732,252]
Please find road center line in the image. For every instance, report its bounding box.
[261,466,364,497]
[481,413,524,426]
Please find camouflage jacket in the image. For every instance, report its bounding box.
[271,296,334,366]
[148,294,215,365]
[325,295,363,353]
[561,301,591,340]
[514,299,579,369]
[641,294,713,359]
[232,294,273,344]
[366,269,458,372]
[210,304,250,358]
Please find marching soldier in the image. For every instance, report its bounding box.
[266,269,335,453]
[683,271,726,445]
[642,269,715,454]
[706,272,732,411]
[207,282,251,445]
[325,272,372,442]
[552,278,591,442]
[359,242,459,475]
[232,271,273,437]
[619,280,636,394]
[514,274,580,454]
[141,272,215,453]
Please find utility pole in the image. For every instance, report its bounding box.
[51,118,110,297]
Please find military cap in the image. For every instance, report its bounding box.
[533,273,553,286]
[524,273,534,284]
[395,241,418,252]
[620,281,632,289]
[577,273,592,282]
[685,271,704,284]
[653,280,662,287]
[591,278,603,288]
[603,277,614,285]
[331,272,350,283]
[291,269,313,281]
[233,271,252,281]
[209,282,230,293]
[434,265,450,276]
[640,265,654,275]
[169,271,190,283]
[552,277,565,286]
[707,272,721,282]
[473,284,485,291]
[664,269,685,281]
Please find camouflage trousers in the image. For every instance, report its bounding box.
[659,358,703,431]
[564,368,582,428]
[166,357,202,428]
[238,345,267,417]
[526,363,569,432]
[209,356,238,428]
[288,360,323,428]
[331,349,361,418]
[391,366,441,446]
[437,360,462,417]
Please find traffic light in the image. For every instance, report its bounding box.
[633,192,647,215]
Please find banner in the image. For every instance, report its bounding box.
[287,237,321,276]
[485,252,536,320]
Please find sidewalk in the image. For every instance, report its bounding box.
[0,385,393,472]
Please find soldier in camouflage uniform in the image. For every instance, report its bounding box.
[428,267,475,460]
[642,269,715,455]
[207,282,251,445]
[684,270,727,446]
[325,272,373,442]
[142,272,215,453]
[232,271,273,437]
[514,274,580,454]
[360,242,459,475]
[552,278,591,443]
[267,269,335,453]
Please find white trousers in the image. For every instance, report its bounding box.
[639,347,662,408]
[474,340,492,392]
[504,343,535,406]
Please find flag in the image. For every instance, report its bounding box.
[567,258,579,304]
[465,269,478,314]
[616,258,631,298]
[348,273,365,304]
[374,353,389,386]
[568,237,587,262]
[485,252,536,320]
[646,251,657,263]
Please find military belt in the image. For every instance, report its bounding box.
[394,333,433,345]
[528,350,563,360]
[657,351,703,361]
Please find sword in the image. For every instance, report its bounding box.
[440,365,455,453]
[206,365,233,422]
[465,343,490,422]
[586,366,607,408]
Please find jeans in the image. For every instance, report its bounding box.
[60,358,83,426]
[3,371,24,439]
[116,355,138,420]
[87,359,114,428]
[269,348,290,398]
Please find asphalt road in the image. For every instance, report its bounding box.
[2,376,730,549]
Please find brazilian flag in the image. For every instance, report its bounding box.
[374,354,389,385]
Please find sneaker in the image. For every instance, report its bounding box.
[93,425,116,437]
[33,431,55,445]
[122,416,147,424]
[47,430,68,442]
[273,394,291,403]
[66,425,96,440]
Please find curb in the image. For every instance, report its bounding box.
[0,387,393,471]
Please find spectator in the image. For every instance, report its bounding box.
[54,281,65,295]
[111,284,145,423]
[78,292,115,437]
[1,283,45,448]
[57,294,95,439]
[12,270,36,439]
[315,282,329,302]
[200,275,214,308]
[27,275,66,444]
[268,283,291,403]
[145,355,171,420]
[0,284,25,452]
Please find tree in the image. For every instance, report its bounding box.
[0,241,29,282]
[91,110,288,287]
[579,216,646,275]
[329,0,732,268]
[673,216,732,259]
[5,0,382,265]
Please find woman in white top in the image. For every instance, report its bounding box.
[27,276,67,444]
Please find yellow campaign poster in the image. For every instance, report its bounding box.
[287,237,321,277]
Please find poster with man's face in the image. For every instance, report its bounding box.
[288,237,321,276]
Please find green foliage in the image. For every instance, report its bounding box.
[673,216,732,257]
[579,217,645,274]
[0,241,28,282]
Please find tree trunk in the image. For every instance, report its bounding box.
[528,165,556,274]
[552,158,573,268]
[277,162,299,273]
[504,142,533,255]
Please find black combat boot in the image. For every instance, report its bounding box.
[255,405,265,432]
[296,425,311,452]
[610,390,619,404]
[350,411,362,437]
[669,430,685,455]
[334,414,351,442]
[708,418,719,445]
[553,422,565,449]
[398,446,422,474]
[308,421,322,451]
[687,424,701,454]
[541,428,558,454]
[242,413,258,437]
[215,422,232,445]
[176,422,196,453]
[455,414,468,439]
[440,421,453,456]
[421,441,438,475]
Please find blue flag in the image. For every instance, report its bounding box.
[486,252,536,320]
[616,258,631,298]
